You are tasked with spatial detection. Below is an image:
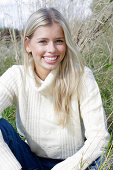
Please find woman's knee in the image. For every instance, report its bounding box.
[0,118,14,133]
[0,118,17,143]
[0,118,9,127]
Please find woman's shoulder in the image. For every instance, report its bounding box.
[78,66,100,100]
[78,66,98,90]
[83,66,93,74]
[0,65,25,81]
[8,64,24,72]
[81,66,95,81]
[5,65,25,75]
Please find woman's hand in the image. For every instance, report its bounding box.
[51,157,77,170]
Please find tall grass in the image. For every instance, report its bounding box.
[0,0,113,169]
[75,0,113,135]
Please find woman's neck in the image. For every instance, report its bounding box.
[34,67,50,81]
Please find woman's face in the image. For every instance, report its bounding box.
[25,23,66,80]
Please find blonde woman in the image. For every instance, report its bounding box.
[0,8,109,170]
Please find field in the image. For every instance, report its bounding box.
[0,0,113,169]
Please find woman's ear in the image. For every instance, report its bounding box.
[24,37,31,53]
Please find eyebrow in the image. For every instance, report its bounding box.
[36,37,65,40]
[56,37,65,39]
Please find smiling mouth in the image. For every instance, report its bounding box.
[44,56,58,61]
[43,55,59,62]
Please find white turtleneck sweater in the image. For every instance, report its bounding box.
[0,64,109,170]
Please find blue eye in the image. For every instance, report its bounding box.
[39,40,47,44]
[56,40,64,44]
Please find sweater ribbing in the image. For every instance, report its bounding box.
[0,64,110,170]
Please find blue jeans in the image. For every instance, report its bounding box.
[0,118,101,170]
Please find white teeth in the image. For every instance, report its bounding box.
[44,57,57,61]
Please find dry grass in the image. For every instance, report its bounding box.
[0,0,113,169]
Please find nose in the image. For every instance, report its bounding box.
[47,42,56,53]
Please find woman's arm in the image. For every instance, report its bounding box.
[0,66,22,170]
[51,67,110,170]
[0,130,22,170]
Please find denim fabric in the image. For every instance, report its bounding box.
[0,118,63,170]
[86,157,101,170]
[0,118,103,170]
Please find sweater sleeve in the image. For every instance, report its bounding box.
[0,66,22,170]
[51,67,110,170]
[0,66,18,115]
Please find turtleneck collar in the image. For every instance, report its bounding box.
[27,61,59,96]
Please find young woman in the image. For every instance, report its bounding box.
[0,8,110,170]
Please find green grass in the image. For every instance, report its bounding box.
[2,105,16,130]
[0,0,113,168]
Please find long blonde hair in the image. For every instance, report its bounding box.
[23,7,84,126]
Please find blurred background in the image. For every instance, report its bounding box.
[0,0,113,168]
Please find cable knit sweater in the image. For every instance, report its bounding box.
[0,64,110,170]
